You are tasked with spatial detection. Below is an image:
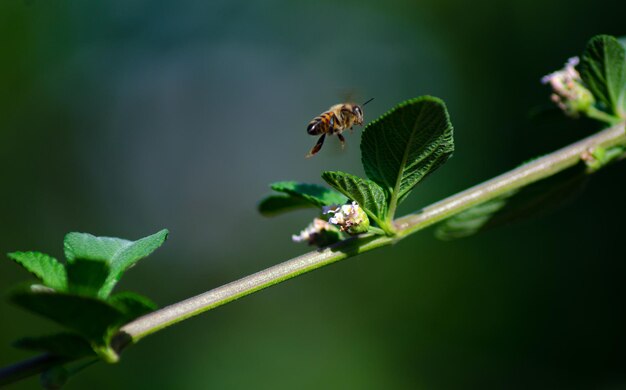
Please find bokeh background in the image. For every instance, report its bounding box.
[1,0,625,388]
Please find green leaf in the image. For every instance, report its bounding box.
[63,234,129,263]
[580,35,626,117]
[101,229,168,298]
[66,259,110,297]
[270,181,348,207]
[436,164,588,240]
[10,289,126,343]
[321,171,387,225]
[64,229,168,298]
[258,195,316,217]
[7,252,67,291]
[361,96,454,217]
[13,332,95,358]
[435,196,510,240]
[108,291,157,322]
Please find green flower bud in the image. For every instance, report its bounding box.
[323,201,370,235]
[542,57,595,118]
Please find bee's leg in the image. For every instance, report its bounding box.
[337,133,346,150]
[305,134,326,158]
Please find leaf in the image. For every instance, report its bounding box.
[101,229,168,298]
[361,96,454,213]
[10,288,126,343]
[64,229,169,298]
[321,171,387,224]
[13,332,95,358]
[579,35,626,117]
[6,252,67,291]
[270,181,348,207]
[63,234,129,263]
[436,164,589,240]
[66,259,110,297]
[435,195,510,240]
[258,195,316,217]
[108,291,157,322]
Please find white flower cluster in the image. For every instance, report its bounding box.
[541,57,593,117]
[323,201,369,234]
[292,218,336,244]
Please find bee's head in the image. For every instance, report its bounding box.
[352,98,373,125]
[352,105,364,124]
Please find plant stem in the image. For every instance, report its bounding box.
[115,233,396,344]
[395,122,625,236]
[1,122,624,385]
[0,354,68,386]
[367,226,387,235]
[116,122,625,345]
[586,106,622,125]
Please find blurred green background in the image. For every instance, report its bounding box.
[1,0,625,388]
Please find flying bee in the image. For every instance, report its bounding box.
[305,98,374,158]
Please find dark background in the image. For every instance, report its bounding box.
[1,0,625,388]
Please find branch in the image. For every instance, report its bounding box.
[1,123,625,385]
[116,122,626,344]
[0,354,68,386]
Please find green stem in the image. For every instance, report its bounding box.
[116,122,625,344]
[1,122,625,386]
[115,233,395,343]
[364,211,395,236]
[367,226,387,235]
[395,122,625,236]
[0,354,69,386]
[586,106,622,125]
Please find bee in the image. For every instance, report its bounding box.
[305,98,374,158]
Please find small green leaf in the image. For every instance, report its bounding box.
[13,333,94,358]
[10,289,126,343]
[435,196,510,240]
[580,35,626,117]
[64,229,169,298]
[436,164,588,240]
[584,145,626,171]
[321,171,388,226]
[361,96,454,217]
[66,259,110,297]
[258,195,316,216]
[63,234,129,263]
[101,229,168,298]
[270,181,348,207]
[108,291,157,322]
[7,252,67,291]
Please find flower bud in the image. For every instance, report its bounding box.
[323,201,370,235]
[541,57,594,117]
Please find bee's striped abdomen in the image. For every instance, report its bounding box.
[307,112,335,135]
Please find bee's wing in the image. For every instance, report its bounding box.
[336,88,360,104]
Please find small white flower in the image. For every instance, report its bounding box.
[541,57,579,84]
[541,56,593,117]
[292,218,339,245]
[323,201,369,234]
